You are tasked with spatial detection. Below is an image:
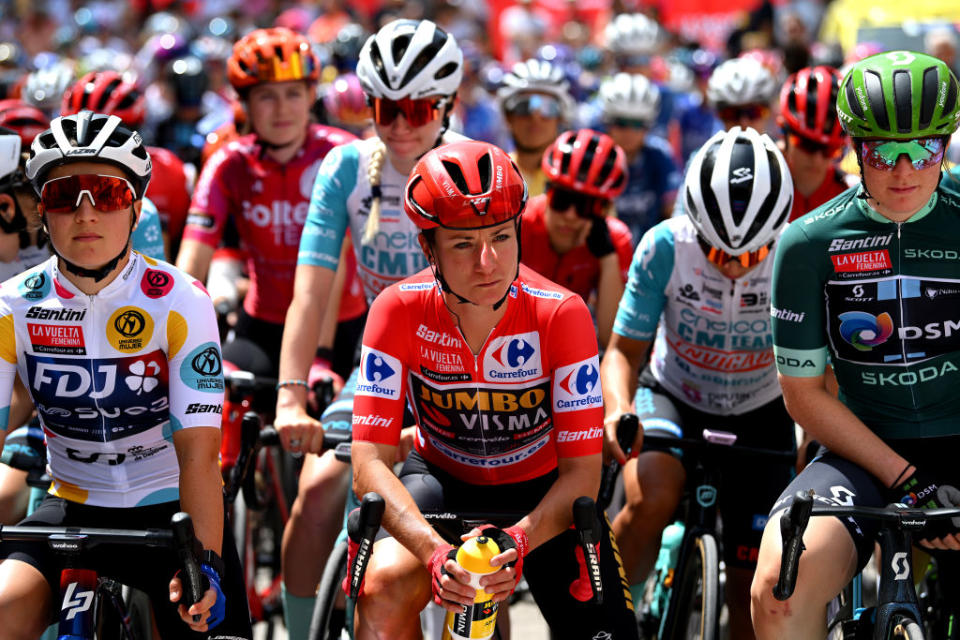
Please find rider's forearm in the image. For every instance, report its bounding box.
[780,375,907,487]
[595,254,624,349]
[174,237,215,283]
[176,429,224,554]
[513,454,602,551]
[352,441,447,564]
[277,265,336,411]
[600,342,642,419]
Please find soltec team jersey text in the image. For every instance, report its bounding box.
[0,253,224,507]
[352,266,603,485]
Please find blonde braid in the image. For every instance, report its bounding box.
[362,139,388,244]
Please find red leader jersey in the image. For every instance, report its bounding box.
[788,167,852,221]
[520,194,634,300]
[352,265,604,485]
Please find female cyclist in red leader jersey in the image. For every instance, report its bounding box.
[175,27,357,378]
[521,129,633,349]
[777,65,855,221]
[350,140,639,640]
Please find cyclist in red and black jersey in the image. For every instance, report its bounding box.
[521,129,633,348]
[351,140,638,639]
[778,65,854,221]
[174,27,357,378]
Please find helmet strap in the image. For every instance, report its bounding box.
[44,209,135,284]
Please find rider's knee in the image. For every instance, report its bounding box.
[294,454,350,515]
[361,548,430,615]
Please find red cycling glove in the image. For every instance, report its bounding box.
[429,543,458,606]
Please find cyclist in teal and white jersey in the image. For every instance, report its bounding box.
[751,52,960,639]
[273,19,466,638]
[602,126,795,640]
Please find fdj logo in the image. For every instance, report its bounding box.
[114,310,146,337]
[363,353,395,382]
[559,363,599,396]
[191,347,222,376]
[837,311,894,351]
[493,338,535,368]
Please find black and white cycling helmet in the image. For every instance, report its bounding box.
[356,19,463,100]
[605,13,661,58]
[26,110,152,198]
[684,126,793,255]
[599,73,661,123]
[706,57,777,107]
[497,58,576,122]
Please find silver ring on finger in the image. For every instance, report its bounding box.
[289,438,302,448]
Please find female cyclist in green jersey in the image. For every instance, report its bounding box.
[751,51,960,639]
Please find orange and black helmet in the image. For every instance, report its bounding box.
[227,27,319,92]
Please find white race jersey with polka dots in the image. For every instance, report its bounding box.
[0,252,224,507]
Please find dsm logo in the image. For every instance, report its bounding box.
[838,311,894,351]
[356,347,401,399]
[483,333,542,381]
[553,356,602,413]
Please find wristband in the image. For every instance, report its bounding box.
[276,379,309,391]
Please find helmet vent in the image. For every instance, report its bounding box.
[435,62,458,80]
[558,141,573,176]
[391,35,413,71]
[477,152,492,192]
[864,71,889,132]
[400,33,445,89]
[946,76,958,118]
[893,70,912,133]
[804,73,818,131]
[577,135,600,184]
[595,141,617,186]
[442,160,470,194]
[845,78,864,119]
[369,42,387,84]
[116,88,141,111]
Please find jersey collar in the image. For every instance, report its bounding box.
[854,186,938,224]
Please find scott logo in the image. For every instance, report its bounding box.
[191,347,222,376]
[114,310,145,337]
[559,364,599,395]
[730,167,753,184]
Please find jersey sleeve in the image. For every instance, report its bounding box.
[613,221,674,341]
[548,296,604,458]
[297,144,358,271]
[771,223,829,377]
[607,217,634,282]
[351,287,409,446]
[165,277,225,430]
[132,197,166,261]
[0,306,16,431]
[181,146,232,248]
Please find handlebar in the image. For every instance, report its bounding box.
[641,433,797,461]
[346,492,385,598]
[598,413,639,509]
[772,490,960,601]
[573,496,604,605]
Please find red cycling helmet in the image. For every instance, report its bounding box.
[0,99,49,146]
[227,27,319,92]
[541,129,628,200]
[778,65,846,149]
[61,71,146,127]
[405,141,528,231]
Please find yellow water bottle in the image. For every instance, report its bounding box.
[442,536,501,640]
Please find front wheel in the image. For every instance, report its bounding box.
[664,533,719,640]
[892,615,925,640]
[309,539,349,640]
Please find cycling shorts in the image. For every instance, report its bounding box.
[395,450,640,639]
[770,436,960,573]
[634,367,796,568]
[0,496,252,640]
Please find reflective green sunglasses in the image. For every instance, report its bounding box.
[858,137,947,171]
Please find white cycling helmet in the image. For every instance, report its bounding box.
[356,19,463,100]
[684,126,793,256]
[605,13,661,58]
[26,110,152,197]
[599,73,661,123]
[706,57,777,107]
[0,127,20,185]
[22,61,76,112]
[497,58,576,122]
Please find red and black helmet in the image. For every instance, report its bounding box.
[778,65,846,149]
[61,71,146,127]
[0,99,49,146]
[541,129,628,200]
[405,141,528,231]
[227,27,318,92]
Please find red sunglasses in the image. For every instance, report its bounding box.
[369,96,449,127]
[547,186,608,218]
[697,236,771,269]
[786,132,842,158]
[40,174,135,214]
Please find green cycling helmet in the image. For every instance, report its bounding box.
[837,51,960,139]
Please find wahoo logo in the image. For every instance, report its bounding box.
[484,333,542,381]
[553,356,603,413]
[355,347,401,399]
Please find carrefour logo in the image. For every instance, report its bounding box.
[838,311,894,351]
[356,347,402,399]
[553,356,603,413]
[483,332,542,381]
